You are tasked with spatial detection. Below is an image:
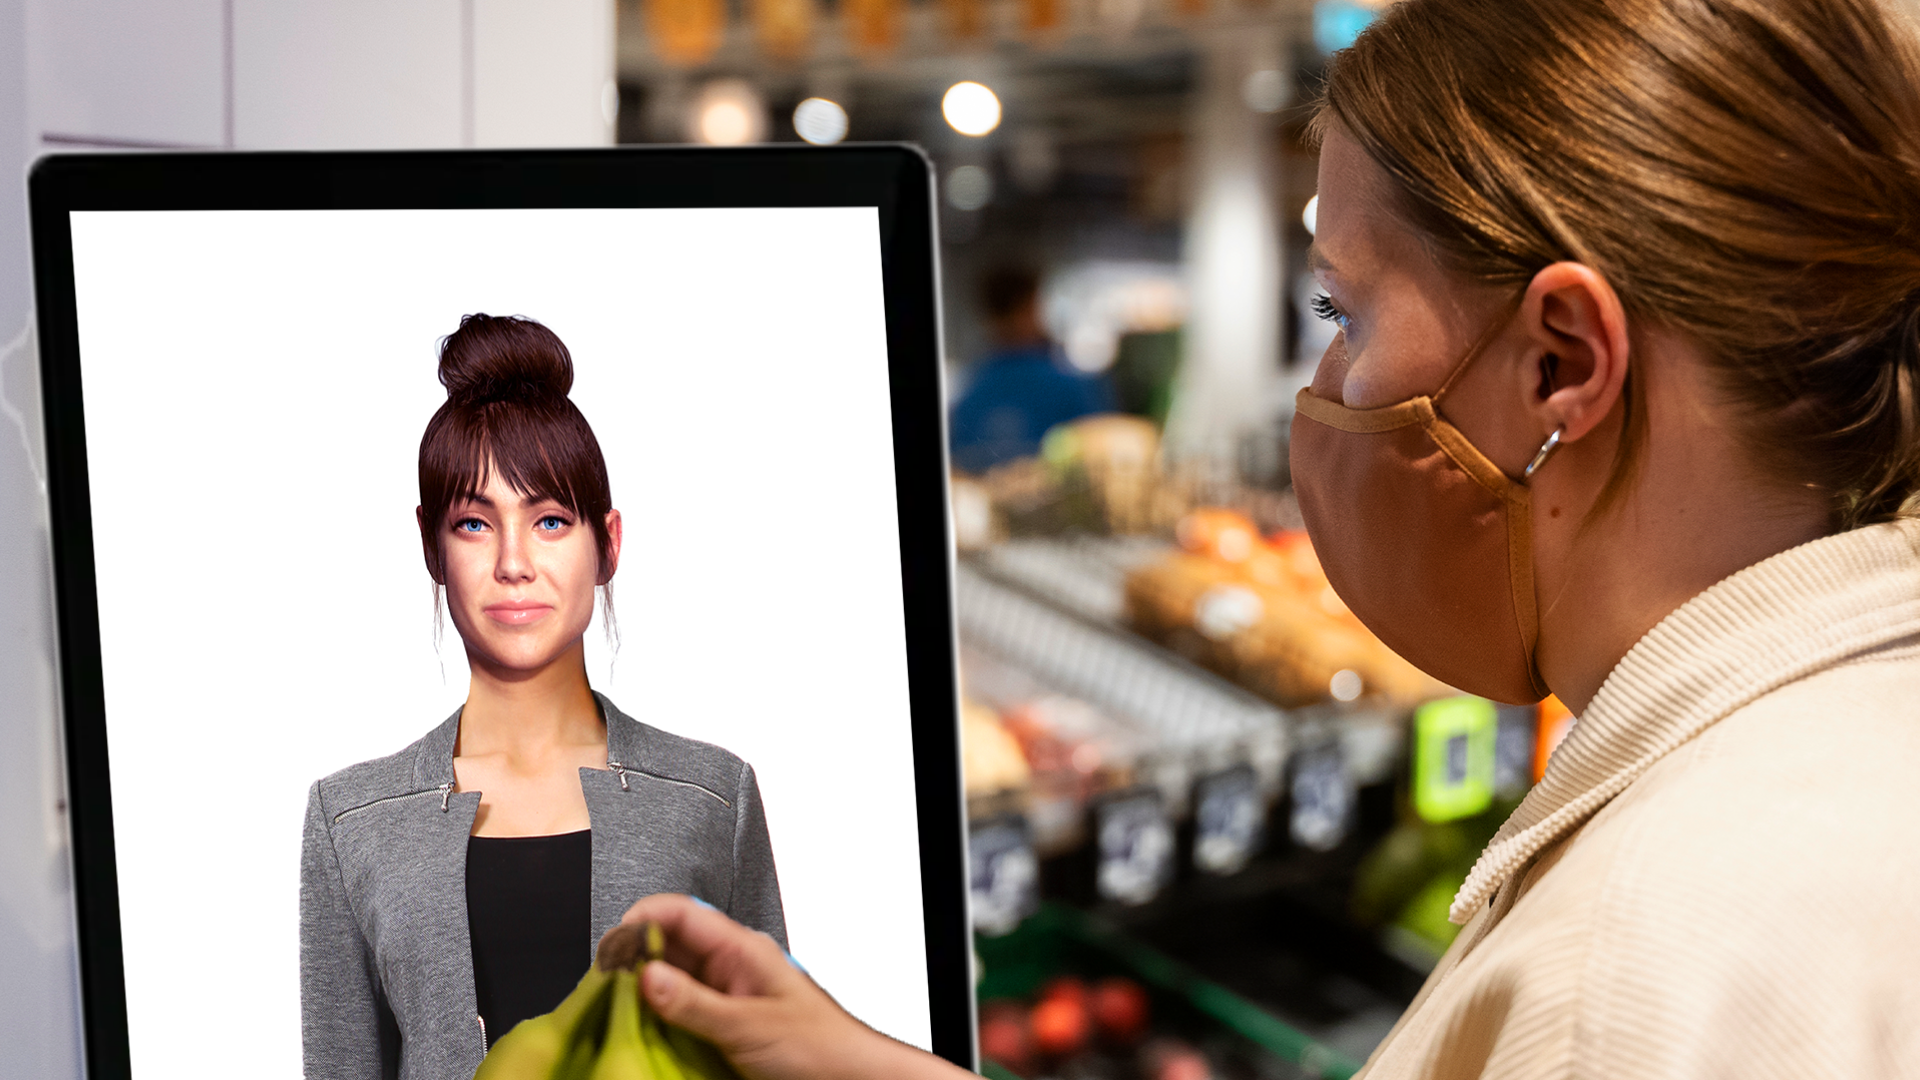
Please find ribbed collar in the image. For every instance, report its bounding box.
[1450,518,1920,923]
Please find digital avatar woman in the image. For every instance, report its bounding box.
[603,0,1920,1078]
[299,314,785,1080]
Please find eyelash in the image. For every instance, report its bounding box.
[1311,293,1351,331]
[452,514,571,533]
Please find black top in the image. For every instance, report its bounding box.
[466,830,593,1047]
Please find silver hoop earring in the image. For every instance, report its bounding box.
[1524,427,1564,480]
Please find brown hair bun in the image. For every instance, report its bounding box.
[438,313,574,405]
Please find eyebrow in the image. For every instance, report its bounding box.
[1307,244,1335,275]
[451,491,568,512]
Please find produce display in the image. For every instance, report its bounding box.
[962,414,1294,542]
[961,669,1146,857]
[1126,510,1451,710]
[980,975,1220,1080]
[964,697,1035,801]
[473,923,739,1080]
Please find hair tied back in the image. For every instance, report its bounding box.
[437,313,574,405]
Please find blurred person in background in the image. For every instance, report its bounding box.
[948,266,1116,474]
[571,0,1920,1076]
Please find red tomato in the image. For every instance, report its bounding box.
[1156,1050,1211,1080]
[1178,508,1260,563]
[1029,994,1091,1057]
[1038,975,1088,1008]
[978,1002,1031,1072]
[1090,977,1150,1044]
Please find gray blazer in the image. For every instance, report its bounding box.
[299,693,785,1080]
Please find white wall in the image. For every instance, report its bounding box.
[1,4,614,1075]
[26,0,227,148]
[1,0,85,1071]
[474,0,617,147]
[232,0,469,149]
[22,0,616,153]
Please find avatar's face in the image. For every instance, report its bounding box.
[433,468,613,676]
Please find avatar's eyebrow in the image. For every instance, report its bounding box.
[451,493,496,509]
[1307,244,1336,276]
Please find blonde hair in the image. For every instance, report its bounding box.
[1319,0,1920,528]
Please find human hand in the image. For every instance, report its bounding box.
[611,894,970,1080]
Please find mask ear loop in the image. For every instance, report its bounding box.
[1431,291,1530,403]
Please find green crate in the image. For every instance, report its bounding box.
[975,903,1364,1080]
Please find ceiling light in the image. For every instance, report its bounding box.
[689,80,766,146]
[793,97,849,144]
[1243,69,1286,113]
[943,81,1002,137]
[945,164,993,211]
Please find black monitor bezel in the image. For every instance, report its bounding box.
[28,144,969,1078]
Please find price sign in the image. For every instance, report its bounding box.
[1194,765,1264,875]
[1413,696,1497,823]
[969,816,1039,936]
[1096,790,1176,905]
[1494,704,1538,799]
[1289,741,1353,852]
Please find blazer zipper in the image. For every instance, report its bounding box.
[604,759,731,807]
[330,783,457,824]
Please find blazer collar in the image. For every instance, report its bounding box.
[597,692,648,768]
[412,705,463,789]
[1451,518,1920,923]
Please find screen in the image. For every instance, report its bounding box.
[67,206,930,1076]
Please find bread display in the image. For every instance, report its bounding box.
[1126,512,1451,709]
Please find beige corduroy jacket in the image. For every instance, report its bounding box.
[1357,519,1920,1079]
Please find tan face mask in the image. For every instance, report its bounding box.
[1288,329,1551,706]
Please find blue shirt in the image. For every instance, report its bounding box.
[949,344,1116,473]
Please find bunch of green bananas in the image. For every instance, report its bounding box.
[474,922,744,1080]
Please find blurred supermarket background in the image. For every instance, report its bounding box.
[0,1,1581,1078]
[623,2,1578,1076]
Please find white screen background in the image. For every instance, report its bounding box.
[67,207,930,1077]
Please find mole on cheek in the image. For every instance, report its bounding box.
[1550,507,1562,519]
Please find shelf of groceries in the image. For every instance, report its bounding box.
[954,417,1576,1080]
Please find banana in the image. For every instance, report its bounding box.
[476,920,744,1080]
[474,964,614,1080]
[639,1003,685,1080]
[554,1031,601,1080]
[586,969,653,1080]
[554,974,616,1080]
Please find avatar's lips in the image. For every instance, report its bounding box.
[484,601,553,626]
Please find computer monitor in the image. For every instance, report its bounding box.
[28,146,969,1078]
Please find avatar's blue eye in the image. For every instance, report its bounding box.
[1311,293,1351,332]
[455,519,486,533]
[538,515,567,531]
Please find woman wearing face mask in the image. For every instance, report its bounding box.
[600,0,1920,1076]
[298,314,785,1080]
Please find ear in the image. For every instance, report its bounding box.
[1516,262,1630,444]
[416,505,445,585]
[600,509,624,585]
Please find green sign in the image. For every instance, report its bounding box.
[1412,696,1497,823]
